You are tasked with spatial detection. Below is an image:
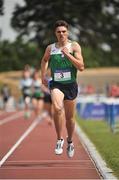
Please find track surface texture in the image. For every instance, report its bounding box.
[0,111,101,179]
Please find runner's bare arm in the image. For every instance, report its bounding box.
[61,42,84,71]
[41,45,51,85]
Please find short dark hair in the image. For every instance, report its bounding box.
[54,20,69,31]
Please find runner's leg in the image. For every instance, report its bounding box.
[51,88,64,140]
[64,99,76,141]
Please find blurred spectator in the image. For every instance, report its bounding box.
[78,83,86,95]
[86,84,95,95]
[1,83,11,110]
[109,83,119,98]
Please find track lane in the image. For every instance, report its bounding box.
[0,116,42,167]
[0,111,23,126]
[0,119,101,179]
[0,111,17,122]
[0,111,34,159]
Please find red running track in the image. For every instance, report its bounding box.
[0,111,101,179]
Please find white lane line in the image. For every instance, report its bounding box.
[5,160,90,163]
[0,114,44,167]
[0,111,23,126]
[0,167,95,170]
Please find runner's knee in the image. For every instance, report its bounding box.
[66,118,75,129]
[53,103,63,114]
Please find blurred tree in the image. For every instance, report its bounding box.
[0,0,4,15]
[0,0,4,38]
[11,0,119,53]
[0,38,43,72]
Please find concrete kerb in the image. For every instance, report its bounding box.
[75,123,118,180]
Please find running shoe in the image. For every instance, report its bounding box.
[24,111,31,119]
[55,138,64,155]
[67,142,74,158]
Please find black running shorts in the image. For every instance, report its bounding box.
[49,80,78,100]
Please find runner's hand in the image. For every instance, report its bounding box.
[61,47,69,56]
[42,77,48,87]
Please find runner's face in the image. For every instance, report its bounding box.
[55,26,68,43]
[23,70,30,78]
[34,72,39,79]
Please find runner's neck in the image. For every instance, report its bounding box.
[56,40,71,48]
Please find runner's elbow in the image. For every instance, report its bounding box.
[79,64,84,71]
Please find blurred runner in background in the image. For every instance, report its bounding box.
[20,65,32,119]
[42,68,53,125]
[31,69,44,117]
